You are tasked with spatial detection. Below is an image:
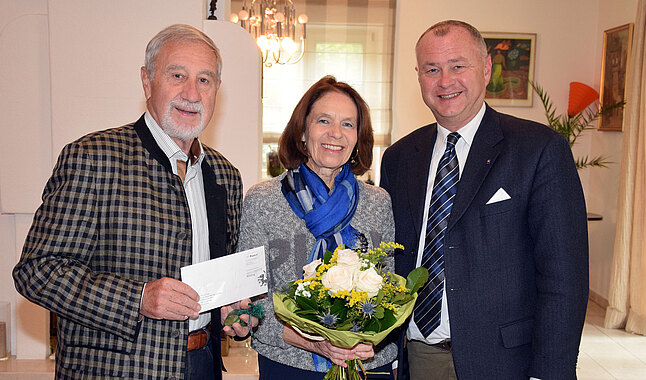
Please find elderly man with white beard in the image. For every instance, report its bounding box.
[13,24,256,380]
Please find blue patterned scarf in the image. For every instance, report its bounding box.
[282,163,359,263]
[282,163,360,372]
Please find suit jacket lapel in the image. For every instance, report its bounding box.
[448,105,504,230]
[202,160,227,259]
[133,115,174,172]
[406,124,438,239]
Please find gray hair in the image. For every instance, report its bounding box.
[417,20,488,60]
[144,24,222,82]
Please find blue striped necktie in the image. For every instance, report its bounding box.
[414,132,461,338]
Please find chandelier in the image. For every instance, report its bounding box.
[231,0,308,67]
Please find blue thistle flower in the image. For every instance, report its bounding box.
[361,302,376,317]
[318,311,339,326]
[350,322,361,333]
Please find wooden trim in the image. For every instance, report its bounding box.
[589,289,609,310]
[263,133,282,144]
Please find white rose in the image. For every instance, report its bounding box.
[336,249,362,272]
[303,259,322,279]
[321,265,355,293]
[354,267,383,298]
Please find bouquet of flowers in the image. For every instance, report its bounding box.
[273,242,428,380]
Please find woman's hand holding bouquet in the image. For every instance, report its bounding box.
[283,326,374,367]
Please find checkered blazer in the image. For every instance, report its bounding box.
[13,115,242,379]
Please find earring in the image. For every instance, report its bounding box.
[350,148,359,164]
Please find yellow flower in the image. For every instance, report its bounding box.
[348,290,369,307]
[382,303,398,312]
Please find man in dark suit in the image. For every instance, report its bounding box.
[13,24,255,379]
[380,20,588,380]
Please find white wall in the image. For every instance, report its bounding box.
[0,0,52,359]
[202,21,263,189]
[0,0,52,214]
[393,0,638,302]
[0,0,260,359]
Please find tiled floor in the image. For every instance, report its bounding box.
[1,300,645,379]
[222,338,259,380]
[578,301,646,379]
[225,301,646,380]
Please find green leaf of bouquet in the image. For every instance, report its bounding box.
[375,289,385,306]
[374,306,385,319]
[393,294,413,305]
[392,293,407,304]
[324,250,333,264]
[330,298,345,314]
[337,321,354,331]
[382,309,396,328]
[363,318,381,333]
[295,295,318,311]
[295,312,319,322]
[295,309,318,316]
[337,308,348,321]
[406,267,429,295]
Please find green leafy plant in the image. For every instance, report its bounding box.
[529,81,625,169]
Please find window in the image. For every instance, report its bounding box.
[233,0,396,183]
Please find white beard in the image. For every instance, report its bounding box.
[160,99,206,141]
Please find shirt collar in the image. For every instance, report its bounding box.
[436,102,486,148]
[144,111,204,167]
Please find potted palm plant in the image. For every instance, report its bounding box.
[529,81,625,169]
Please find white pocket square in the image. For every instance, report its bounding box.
[486,188,511,204]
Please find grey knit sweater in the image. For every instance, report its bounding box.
[238,173,398,372]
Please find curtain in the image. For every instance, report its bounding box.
[604,0,646,335]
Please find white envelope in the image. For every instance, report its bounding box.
[486,187,511,204]
[181,246,268,313]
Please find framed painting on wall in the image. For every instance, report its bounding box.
[599,23,633,131]
[482,32,536,107]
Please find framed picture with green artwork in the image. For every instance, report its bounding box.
[482,32,536,107]
[599,23,633,131]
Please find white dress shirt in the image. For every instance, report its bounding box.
[407,103,486,344]
[144,112,211,332]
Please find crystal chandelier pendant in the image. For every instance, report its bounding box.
[232,0,308,67]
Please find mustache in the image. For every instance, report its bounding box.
[170,99,204,114]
